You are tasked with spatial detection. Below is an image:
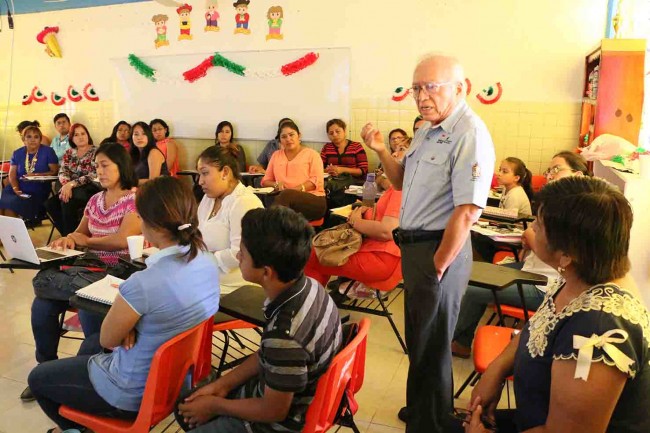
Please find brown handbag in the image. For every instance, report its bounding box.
[312,223,363,267]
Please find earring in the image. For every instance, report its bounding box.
[221,176,226,181]
[557,266,566,275]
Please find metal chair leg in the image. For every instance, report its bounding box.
[375,290,407,354]
[454,371,477,399]
[214,331,231,378]
[0,250,13,273]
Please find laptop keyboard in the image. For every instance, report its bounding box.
[36,249,66,261]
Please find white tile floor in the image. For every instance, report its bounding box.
[0,222,494,433]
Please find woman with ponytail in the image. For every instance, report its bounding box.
[28,176,220,433]
[197,145,263,294]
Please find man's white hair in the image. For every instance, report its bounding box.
[416,53,466,92]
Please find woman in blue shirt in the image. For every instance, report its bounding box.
[28,176,220,433]
[0,125,58,220]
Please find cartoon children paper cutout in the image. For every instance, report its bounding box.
[266,6,283,41]
[205,0,220,32]
[233,0,251,35]
[177,3,193,41]
[152,14,170,48]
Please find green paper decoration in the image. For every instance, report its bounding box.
[212,54,246,76]
[128,54,156,82]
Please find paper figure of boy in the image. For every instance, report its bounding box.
[205,0,220,32]
[266,5,283,41]
[233,0,251,35]
[152,14,170,48]
[177,3,193,41]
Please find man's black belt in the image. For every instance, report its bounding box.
[393,228,444,246]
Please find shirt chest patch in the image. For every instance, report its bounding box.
[435,133,452,145]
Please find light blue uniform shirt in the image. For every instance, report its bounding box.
[399,100,495,231]
[50,134,70,163]
[88,245,220,412]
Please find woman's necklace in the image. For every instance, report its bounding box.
[24,149,38,174]
[209,200,222,219]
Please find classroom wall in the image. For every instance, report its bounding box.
[0,0,608,174]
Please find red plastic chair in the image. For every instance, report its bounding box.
[531,175,547,193]
[59,317,214,433]
[303,318,370,433]
[309,218,325,227]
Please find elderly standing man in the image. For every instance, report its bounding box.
[361,54,495,432]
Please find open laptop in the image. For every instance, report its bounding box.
[0,216,84,265]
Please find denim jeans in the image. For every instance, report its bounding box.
[28,355,138,431]
[453,261,545,348]
[31,298,104,363]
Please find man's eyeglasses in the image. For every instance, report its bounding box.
[411,81,456,99]
[389,135,406,143]
[543,165,577,178]
[449,407,497,432]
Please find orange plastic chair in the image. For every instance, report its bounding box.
[59,317,214,433]
[303,318,370,433]
[309,218,325,227]
[454,325,515,400]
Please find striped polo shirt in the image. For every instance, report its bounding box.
[242,275,342,433]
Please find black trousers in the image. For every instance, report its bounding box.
[401,237,472,433]
[46,183,100,236]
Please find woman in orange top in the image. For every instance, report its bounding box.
[150,118,179,177]
[305,184,402,285]
[260,121,326,221]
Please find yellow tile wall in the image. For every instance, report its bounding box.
[1,98,581,176]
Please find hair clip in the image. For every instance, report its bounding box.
[178,223,191,231]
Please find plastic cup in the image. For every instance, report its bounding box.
[127,235,145,260]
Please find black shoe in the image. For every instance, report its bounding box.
[20,386,35,402]
[398,406,408,423]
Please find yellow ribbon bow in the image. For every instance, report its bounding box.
[572,329,634,381]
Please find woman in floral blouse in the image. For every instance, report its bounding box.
[458,176,650,433]
[46,123,100,236]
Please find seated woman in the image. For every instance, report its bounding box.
[496,157,533,215]
[130,121,169,185]
[0,125,58,221]
[260,121,327,221]
[452,152,589,358]
[320,119,368,207]
[28,176,220,433]
[459,176,650,433]
[249,117,293,174]
[150,118,180,177]
[46,123,100,236]
[388,128,409,153]
[196,145,263,294]
[101,121,132,152]
[17,120,51,145]
[215,121,246,173]
[304,181,402,288]
[377,138,412,191]
[24,142,141,402]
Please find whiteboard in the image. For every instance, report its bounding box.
[111,48,350,141]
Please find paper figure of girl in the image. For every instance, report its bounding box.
[177,3,193,41]
[205,0,220,32]
[233,0,251,35]
[152,14,170,48]
[266,6,283,41]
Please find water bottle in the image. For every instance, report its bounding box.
[362,173,377,207]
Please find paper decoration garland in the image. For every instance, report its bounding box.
[83,84,100,101]
[36,27,62,58]
[22,94,34,105]
[128,54,157,81]
[51,92,66,106]
[32,86,47,102]
[127,52,319,84]
[476,82,503,105]
[392,87,411,102]
[67,85,82,102]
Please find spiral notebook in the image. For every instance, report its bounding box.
[76,275,124,305]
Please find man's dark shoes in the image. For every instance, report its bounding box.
[20,385,35,402]
[398,406,409,423]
